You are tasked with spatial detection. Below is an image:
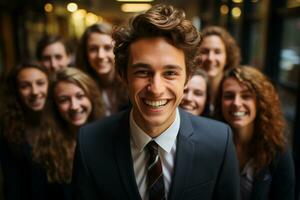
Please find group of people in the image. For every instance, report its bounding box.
[0,3,296,200]
[0,19,129,200]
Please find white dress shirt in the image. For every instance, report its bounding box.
[130,108,180,200]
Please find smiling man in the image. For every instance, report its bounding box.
[72,4,240,200]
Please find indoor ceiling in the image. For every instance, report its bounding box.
[86,0,200,23]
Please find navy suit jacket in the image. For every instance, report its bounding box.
[251,149,295,200]
[72,109,240,200]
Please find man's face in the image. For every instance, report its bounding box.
[40,42,70,72]
[126,37,186,137]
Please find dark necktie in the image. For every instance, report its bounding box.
[146,141,165,200]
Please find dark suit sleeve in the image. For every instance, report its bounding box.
[213,126,240,200]
[269,149,295,200]
[72,128,100,200]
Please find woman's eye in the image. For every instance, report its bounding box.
[57,98,68,104]
[134,70,149,77]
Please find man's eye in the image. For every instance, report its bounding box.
[164,71,178,77]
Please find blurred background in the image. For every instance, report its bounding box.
[0,0,299,184]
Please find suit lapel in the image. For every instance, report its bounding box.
[168,110,195,200]
[114,111,141,200]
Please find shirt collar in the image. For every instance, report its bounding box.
[130,108,180,153]
[241,160,254,180]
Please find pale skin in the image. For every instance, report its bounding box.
[180,75,207,116]
[40,42,70,72]
[17,68,48,112]
[126,37,187,137]
[17,67,49,145]
[54,81,92,134]
[196,35,227,107]
[87,32,115,85]
[221,77,257,170]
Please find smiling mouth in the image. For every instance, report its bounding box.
[181,104,194,110]
[232,111,247,117]
[144,99,168,108]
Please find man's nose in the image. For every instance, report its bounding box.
[147,74,164,96]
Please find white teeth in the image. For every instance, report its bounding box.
[233,111,246,117]
[144,99,167,107]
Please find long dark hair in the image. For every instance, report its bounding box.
[0,62,74,183]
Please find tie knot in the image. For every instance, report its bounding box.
[147,141,158,156]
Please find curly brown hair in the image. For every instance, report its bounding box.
[0,62,72,183]
[199,26,241,70]
[112,4,201,81]
[214,66,287,174]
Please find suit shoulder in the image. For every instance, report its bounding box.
[78,110,128,141]
[189,114,230,133]
[182,112,232,148]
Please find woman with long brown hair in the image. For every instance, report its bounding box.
[76,23,129,116]
[215,66,295,200]
[196,26,241,116]
[51,67,104,135]
[0,62,72,200]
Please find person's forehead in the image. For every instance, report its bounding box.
[43,42,67,54]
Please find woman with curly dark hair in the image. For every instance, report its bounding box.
[215,66,295,200]
[76,23,129,116]
[0,62,73,200]
[196,26,241,116]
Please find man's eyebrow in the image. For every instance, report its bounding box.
[130,63,151,69]
[164,65,184,71]
[130,63,184,70]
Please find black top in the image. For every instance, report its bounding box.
[0,135,72,200]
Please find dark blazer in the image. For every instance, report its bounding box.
[251,149,295,200]
[72,109,240,200]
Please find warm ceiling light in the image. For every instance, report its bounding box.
[232,0,243,3]
[86,12,99,26]
[72,9,87,20]
[67,2,78,12]
[231,7,241,18]
[121,3,152,12]
[117,0,153,2]
[44,3,53,12]
[220,5,229,15]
